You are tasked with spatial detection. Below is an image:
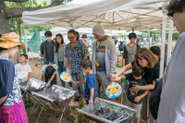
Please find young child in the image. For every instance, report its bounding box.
[119,66,148,123]
[41,63,58,87]
[75,59,97,105]
[15,54,32,106]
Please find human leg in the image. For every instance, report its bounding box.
[58,61,66,87]
[96,73,101,98]
[96,71,111,100]
[133,103,142,123]
[71,73,81,96]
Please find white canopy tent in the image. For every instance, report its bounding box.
[23,0,172,77]
[40,27,126,36]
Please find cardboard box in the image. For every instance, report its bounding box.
[69,113,83,123]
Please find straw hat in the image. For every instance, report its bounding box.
[0,33,26,49]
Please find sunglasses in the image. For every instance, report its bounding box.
[167,0,184,20]
[167,9,174,20]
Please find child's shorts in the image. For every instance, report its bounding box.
[127,101,142,118]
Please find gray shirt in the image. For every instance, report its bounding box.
[155,32,185,123]
[126,44,137,63]
[46,42,54,63]
[58,47,65,61]
[92,36,116,77]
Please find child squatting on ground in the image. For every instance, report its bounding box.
[15,54,32,106]
[41,64,58,87]
[75,59,98,105]
[117,66,148,123]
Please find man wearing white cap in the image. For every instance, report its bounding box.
[91,23,116,99]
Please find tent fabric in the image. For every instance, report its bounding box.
[27,30,46,52]
[40,27,126,36]
[23,0,166,31]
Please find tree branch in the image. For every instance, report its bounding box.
[5,0,65,18]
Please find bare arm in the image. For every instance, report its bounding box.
[83,55,87,59]
[42,74,45,82]
[137,81,155,90]
[116,63,132,76]
[89,88,94,104]
[134,90,149,103]
[49,74,55,82]
[65,57,69,69]
[139,90,149,99]
[25,72,31,82]
[131,81,155,93]
[75,80,86,85]
[0,95,8,106]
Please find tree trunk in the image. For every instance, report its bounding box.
[0,1,10,34]
[0,0,65,34]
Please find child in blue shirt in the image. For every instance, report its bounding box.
[75,59,97,105]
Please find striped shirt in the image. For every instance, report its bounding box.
[155,32,185,123]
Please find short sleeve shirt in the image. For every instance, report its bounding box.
[131,61,160,85]
[84,73,98,100]
[0,54,22,106]
[15,63,32,83]
[65,41,88,73]
[41,64,58,75]
[46,42,54,63]
[125,73,146,104]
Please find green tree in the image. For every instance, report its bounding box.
[0,0,70,35]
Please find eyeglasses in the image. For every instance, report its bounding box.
[68,36,76,40]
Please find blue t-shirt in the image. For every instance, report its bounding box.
[84,73,97,101]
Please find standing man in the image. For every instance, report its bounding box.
[40,30,55,64]
[65,29,88,99]
[81,34,90,59]
[114,38,118,45]
[156,1,185,123]
[92,23,116,99]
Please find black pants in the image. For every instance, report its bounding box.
[45,74,57,86]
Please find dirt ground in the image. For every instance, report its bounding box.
[25,58,134,123]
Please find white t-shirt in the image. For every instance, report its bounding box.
[40,64,58,75]
[15,63,32,83]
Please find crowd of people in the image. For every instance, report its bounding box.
[0,1,184,123]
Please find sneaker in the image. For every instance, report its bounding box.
[26,100,31,106]
[24,101,27,107]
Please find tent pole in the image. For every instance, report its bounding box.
[149,30,151,48]
[24,26,29,64]
[167,19,173,65]
[160,2,167,78]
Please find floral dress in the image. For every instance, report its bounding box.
[0,54,28,123]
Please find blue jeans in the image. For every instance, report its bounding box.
[58,61,66,87]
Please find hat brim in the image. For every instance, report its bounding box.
[0,42,26,49]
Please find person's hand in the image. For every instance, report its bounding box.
[75,81,80,85]
[109,75,112,80]
[111,74,122,82]
[131,84,140,94]
[88,99,93,104]
[66,68,70,73]
[69,65,71,70]
[134,96,141,103]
